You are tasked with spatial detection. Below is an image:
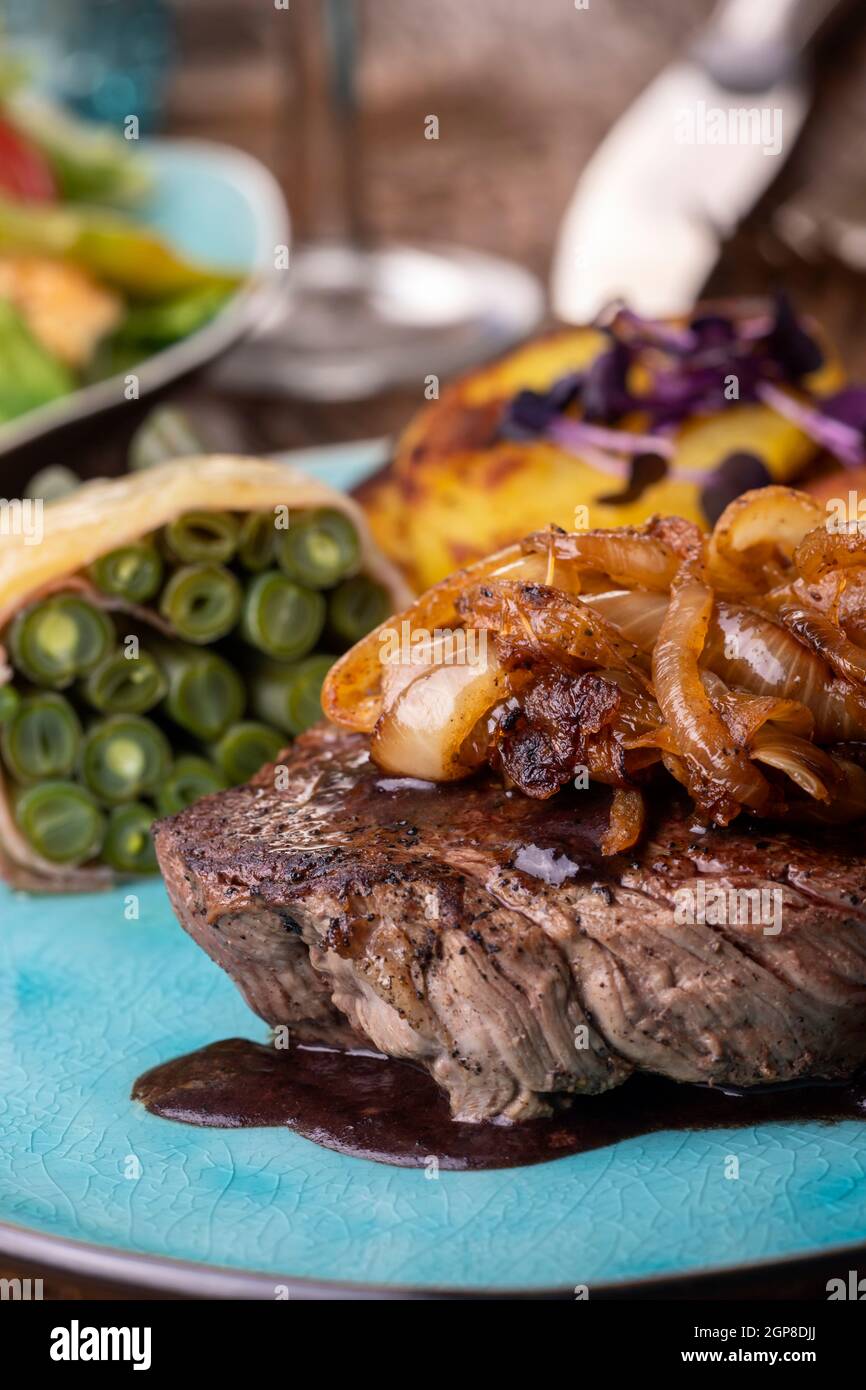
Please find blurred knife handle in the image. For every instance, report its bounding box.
[692,0,852,92]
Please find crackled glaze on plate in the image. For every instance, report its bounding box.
[4,857,866,1293]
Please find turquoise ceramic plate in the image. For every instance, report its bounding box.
[2,445,866,1298]
[0,137,288,456]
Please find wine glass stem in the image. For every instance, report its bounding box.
[285,0,367,249]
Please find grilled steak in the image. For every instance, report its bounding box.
[154,723,866,1123]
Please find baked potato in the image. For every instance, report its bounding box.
[357,321,840,591]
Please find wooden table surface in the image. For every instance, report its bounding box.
[4,0,866,1299]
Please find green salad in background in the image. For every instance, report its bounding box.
[0,56,242,425]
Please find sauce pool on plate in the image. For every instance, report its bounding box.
[133,1039,866,1171]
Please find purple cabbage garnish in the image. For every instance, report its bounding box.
[821,387,866,436]
[700,453,772,527]
[765,290,824,381]
[502,373,583,439]
[497,295,864,495]
[581,339,632,423]
[549,417,675,459]
[689,313,736,350]
[611,307,697,354]
[756,382,866,470]
[597,452,668,506]
[546,436,629,483]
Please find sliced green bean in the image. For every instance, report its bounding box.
[8,594,113,688]
[102,801,158,874]
[128,406,206,473]
[328,576,391,647]
[155,641,245,741]
[155,755,228,817]
[276,507,361,589]
[237,511,277,572]
[15,780,106,864]
[239,570,325,660]
[81,647,166,715]
[249,654,335,737]
[162,510,239,564]
[159,563,241,644]
[80,714,171,805]
[0,685,21,724]
[87,542,163,603]
[24,464,80,502]
[211,720,284,785]
[1,692,81,783]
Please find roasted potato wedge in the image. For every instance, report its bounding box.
[357,327,839,591]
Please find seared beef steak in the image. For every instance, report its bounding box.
[154,723,866,1123]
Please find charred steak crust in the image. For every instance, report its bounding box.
[153,723,866,1123]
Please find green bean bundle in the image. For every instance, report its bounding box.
[14,781,106,865]
[80,715,172,805]
[87,543,163,603]
[212,721,284,785]
[159,564,241,644]
[328,576,392,647]
[239,571,325,661]
[276,508,361,589]
[102,802,158,874]
[154,640,245,742]
[249,655,335,737]
[82,648,166,714]
[0,686,21,724]
[237,511,277,572]
[9,595,113,688]
[1,692,81,783]
[0,452,408,886]
[156,755,228,817]
[163,511,239,564]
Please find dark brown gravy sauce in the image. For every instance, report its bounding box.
[132,1039,866,1171]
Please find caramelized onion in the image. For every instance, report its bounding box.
[521,529,679,592]
[596,669,665,740]
[652,579,769,814]
[583,592,866,738]
[623,725,678,755]
[458,580,648,679]
[767,570,866,646]
[794,524,866,583]
[702,671,814,744]
[703,605,866,743]
[777,605,866,688]
[324,541,524,731]
[708,487,825,595]
[601,787,646,855]
[749,728,836,802]
[586,589,866,742]
[581,588,667,650]
[379,629,469,712]
[488,549,581,590]
[323,489,866,847]
[789,755,866,824]
[371,642,506,781]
